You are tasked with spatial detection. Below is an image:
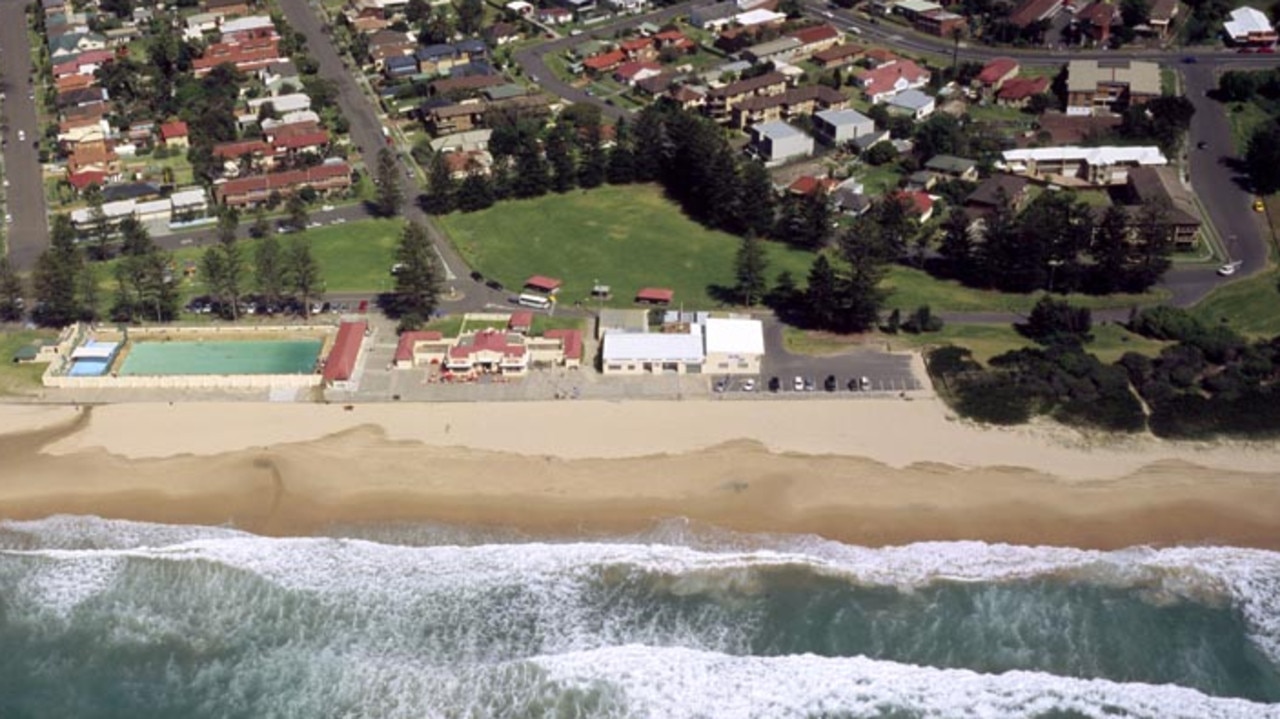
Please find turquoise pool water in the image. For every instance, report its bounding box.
[118,340,323,376]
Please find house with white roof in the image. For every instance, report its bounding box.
[1000,146,1167,186]
[602,327,705,374]
[1223,6,1277,46]
[703,318,764,375]
[885,88,935,119]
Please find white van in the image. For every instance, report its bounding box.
[517,293,551,309]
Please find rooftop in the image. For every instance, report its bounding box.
[1224,6,1274,38]
[602,329,703,363]
[1002,145,1167,165]
[1066,59,1161,96]
[703,317,764,355]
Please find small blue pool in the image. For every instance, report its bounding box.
[68,358,110,376]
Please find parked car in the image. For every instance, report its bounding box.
[824,375,837,392]
[486,279,504,291]
[714,379,727,393]
[768,376,780,392]
[470,271,484,282]
[803,377,816,392]
[741,378,755,392]
[860,376,872,391]
[793,376,805,391]
[1217,262,1241,277]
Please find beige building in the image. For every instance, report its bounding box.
[601,328,704,375]
[703,318,764,375]
[1065,60,1160,116]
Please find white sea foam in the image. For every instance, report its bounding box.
[4,517,1280,663]
[533,645,1280,719]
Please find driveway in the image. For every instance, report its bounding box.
[1,0,51,270]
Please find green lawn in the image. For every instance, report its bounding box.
[439,184,816,308]
[882,265,1168,313]
[886,322,1171,365]
[1161,67,1178,96]
[104,218,404,304]
[1227,101,1270,155]
[0,329,57,395]
[854,164,904,195]
[1191,267,1280,337]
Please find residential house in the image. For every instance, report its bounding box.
[996,76,1050,107]
[67,143,121,178]
[267,121,330,157]
[892,189,934,222]
[885,88,935,119]
[348,0,409,21]
[219,15,277,42]
[416,44,465,75]
[812,108,874,144]
[915,10,966,37]
[1121,166,1201,248]
[787,175,840,195]
[733,8,787,27]
[924,154,978,180]
[619,36,658,62]
[704,71,789,123]
[205,0,252,18]
[423,95,552,135]
[964,173,1031,221]
[537,6,573,23]
[893,0,942,20]
[1065,59,1160,116]
[213,139,276,173]
[553,0,597,15]
[485,22,521,46]
[183,10,220,38]
[506,0,534,17]
[635,73,677,96]
[442,149,494,179]
[57,117,110,150]
[863,47,901,67]
[56,73,95,93]
[193,36,281,76]
[788,23,842,56]
[1224,6,1277,46]
[103,25,141,48]
[859,59,930,103]
[604,0,647,13]
[615,61,663,86]
[368,30,417,69]
[1074,2,1117,45]
[582,49,627,75]
[689,2,738,30]
[748,120,813,165]
[57,86,108,110]
[833,183,872,216]
[1008,0,1062,27]
[742,37,803,65]
[666,84,706,108]
[975,57,1019,98]
[1000,146,1167,186]
[258,60,301,94]
[63,101,109,122]
[49,32,106,59]
[159,120,190,148]
[730,85,847,129]
[247,92,312,116]
[853,129,891,153]
[213,160,353,206]
[653,29,696,53]
[812,43,865,69]
[429,73,504,97]
[384,55,419,78]
[1147,0,1178,39]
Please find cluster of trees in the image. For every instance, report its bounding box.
[109,217,182,323]
[0,258,27,322]
[198,209,324,320]
[1117,96,1196,156]
[1221,69,1280,194]
[936,190,1174,295]
[929,301,1280,439]
[30,216,102,327]
[387,221,447,331]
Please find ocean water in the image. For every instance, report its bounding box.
[1,516,1279,718]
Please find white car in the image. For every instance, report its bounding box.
[793,376,805,391]
[321,204,335,212]
[16,130,25,142]
[741,379,756,392]
[1217,262,1241,277]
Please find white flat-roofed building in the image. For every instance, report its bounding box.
[813,108,874,145]
[748,120,813,166]
[703,317,764,374]
[220,15,276,37]
[1000,145,1166,186]
[1224,6,1277,46]
[602,328,704,374]
[134,198,172,223]
[735,8,786,26]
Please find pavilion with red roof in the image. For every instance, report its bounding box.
[635,287,674,305]
[323,321,367,384]
[524,276,562,294]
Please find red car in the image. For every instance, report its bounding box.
[357,300,369,313]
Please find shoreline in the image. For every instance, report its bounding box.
[1,400,1279,549]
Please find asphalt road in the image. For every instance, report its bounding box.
[0,0,51,271]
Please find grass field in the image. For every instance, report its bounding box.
[1227,101,1270,155]
[0,329,57,395]
[886,322,1170,365]
[1191,267,1280,337]
[164,219,403,299]
[882,266,1168,313]
[439,184,817,308]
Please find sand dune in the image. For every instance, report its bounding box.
[1,400,1278,549]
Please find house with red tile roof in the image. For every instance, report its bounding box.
[159,121,189,148]
[859,59,930,103]
[975,57,1019,97]
[996,76,1051,107]
[615,60,663,86]
[788,23,841,54]
[891,189,934,222]
[213,161,352,206]
[582,49,626,75]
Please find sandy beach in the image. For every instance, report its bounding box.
[2,399,1280,548]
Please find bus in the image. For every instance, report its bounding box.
[517,293,551,309]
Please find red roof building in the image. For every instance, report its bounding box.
[635,287,674,304]
[615,60,663,85]
[543,329,583,363]
[620,37,655,55]
[271,129,330,153]
[159,121,188,142]
[787,175,839,196]
[323,321,367,383]
[789,23,840,47]
[996,76,1051,105]
[976,57,1019,89]
[446,329,528,372]
[524,275,562,293]
[394,330,443,365]
[213,139,274,160]
[67,170,108,191]
[1009,0,1063,27]
[583,50,626,74]
[892,190,935,220]
[214,162,353,206]
[508,311,534,333]
[860,59,931,103]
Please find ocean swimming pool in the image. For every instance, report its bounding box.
[118,340,323,376]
